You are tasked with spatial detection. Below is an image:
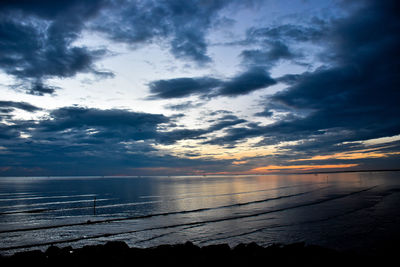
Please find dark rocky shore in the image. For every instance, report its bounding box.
[0,241,398,267]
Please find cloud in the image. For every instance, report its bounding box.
[0,106,167,174]
[254,109,273,117]
[0,101,41,113]
[25,82,59,96]
[0,0,111,94]
[202,123,264,146]
[245,23,324,44]
[93,0,234,65]
[231,22,326,69]
[239,42,298,67]
[148,67,276,99]
[215,67,276,96]
[157,114,246,144]
[0,0,106,19]
[164,101,204,110]
[276,73,304,85]
[0,105,243,175]
[148,77,221,99]
[267,0,400,141]
[39,107,169,141]
[207,0,400,157]
[1,0,399,175]
[0,0,269,96]
[0,105,247,150]
[0,123,21,139]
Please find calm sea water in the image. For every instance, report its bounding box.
[1,172,400,255]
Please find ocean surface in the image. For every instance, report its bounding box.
[1,171,400,255]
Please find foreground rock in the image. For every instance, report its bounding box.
[0,241,398,267]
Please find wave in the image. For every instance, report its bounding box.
[0,186,376,251]
[197,193,386,245]
[0,192,35,197]
[0,198,111,215]
[93,200,163,209]
[133,224,203,244]
[0,194,97,203]
[0,186,327,234]
[0,198,112,211]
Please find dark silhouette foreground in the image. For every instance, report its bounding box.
[0,241,398,267]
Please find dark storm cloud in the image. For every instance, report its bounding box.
[276,73,304,85]
[148,67,276,99]
[233,20,328,69]
[215,67,276,96]
[254,109,273,117]
[239,41,298,67]
[39,107,169,142]
[0,105,246,149]
[0,101,41,113]
[25,83,59,96]
[148,77,221,99]
[157,115,246,144]
[0,107,168,174]
[0,0,105,18]
[0,0,111,94]
[207,0,400,155]
[245,24,324,44]
[0,0,249,96]
[0,105,241,175]
[208,116,246,131]
[94,0,234,65]
[269,0,400,139]
[0,123,21,139]
[203,124,265,146]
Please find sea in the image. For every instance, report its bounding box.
[1,171,400,255]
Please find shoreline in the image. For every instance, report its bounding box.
[1,241,399,267]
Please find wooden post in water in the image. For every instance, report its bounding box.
[93,196,96,215]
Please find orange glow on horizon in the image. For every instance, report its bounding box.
[289,146,400,162]
[128,163,359,176]
[232,160,248,165]
[249,164,358,173]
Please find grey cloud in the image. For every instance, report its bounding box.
[25,83,59,96]
[237,22,325,68]
[245,24,324,44]
[215,67,276,96]
[0,101,41,113]
[0,105,242,175]
[148,77,221,99]
[94,0,234,65]
[148,67,276,99]
[157,115,246,144]
[276,73,304,85]
[240,41,298,67]
[0,0,111,95]
[40,107,169,141]
[207,0,400,157]
[164,101,204,111]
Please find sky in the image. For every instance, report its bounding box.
[0,0,399,176]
